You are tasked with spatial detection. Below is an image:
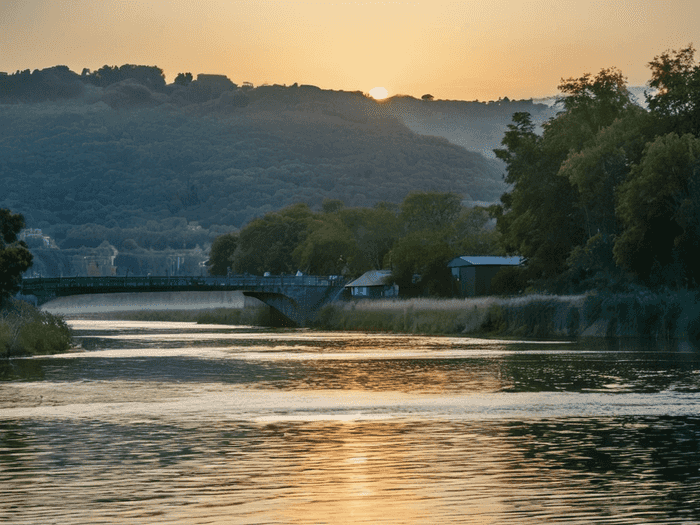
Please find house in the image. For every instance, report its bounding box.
[447,256,523,297]
[345,269,398,299]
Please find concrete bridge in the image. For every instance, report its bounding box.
[20,274,348,326]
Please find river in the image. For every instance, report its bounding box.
[1,320,700,524]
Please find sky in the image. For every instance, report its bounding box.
[2,0,699,101]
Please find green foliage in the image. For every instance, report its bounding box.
[494,111,587,281]
[208,232,238,275]
[1,299,72,356]
[647,44,700,135]
[234,204,315,275]
[614,133,700,286]
[337,205,400,272]
[292,216,357,275]
[384,228,455,297]
[558,106,652,239]
[0,209,33,301]
[489,266,531,295]
[174,72,193,86]
[494,49,700,292]
[399,191,462,232]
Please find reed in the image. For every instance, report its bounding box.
[316,294,587,337]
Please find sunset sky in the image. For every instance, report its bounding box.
[2,0,699,101]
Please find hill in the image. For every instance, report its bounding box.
[1,65,551,276]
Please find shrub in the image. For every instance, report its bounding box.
[1,299,72,356]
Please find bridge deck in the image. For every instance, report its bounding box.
[21,274,344,296]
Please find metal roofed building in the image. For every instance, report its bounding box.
[345,269,398,299]
[447,256,523,297]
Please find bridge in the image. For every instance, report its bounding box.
[19,274,348,326]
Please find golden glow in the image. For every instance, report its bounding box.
[1,1,699,101]
[369,87,389,100]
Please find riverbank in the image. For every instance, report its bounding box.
[1,298,72,358]
[316,289,700,342]
[62,288,700,344]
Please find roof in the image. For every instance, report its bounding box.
[447,256,523,267]
[345,269,393,288]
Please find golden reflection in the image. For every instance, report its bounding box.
[269,420,505,524]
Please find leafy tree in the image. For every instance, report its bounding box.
[338,206,400,273]
[321,198,345,214]
[493,112,584,282]
[384,229,455,297]
[233,204,314,274]
[0,209,33,303]
[450,207,501,256]
[647,44,700,135]
[399,191,462,232]
[292,216,356,275]
[208,232,238,275]
[614,133,700,287]
[174,72,193,86]
[559,106,651,239]
[493,68,637,287]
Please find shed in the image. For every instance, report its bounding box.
[447,256,523,297]
[345,269,398,299]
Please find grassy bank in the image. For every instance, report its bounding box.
[58,289,700,343]
[314,289,700,341]
[314,295,586,337]
[1,298,72,357]
[90,305,272,326]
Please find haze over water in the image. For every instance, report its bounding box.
[1,320,699,523]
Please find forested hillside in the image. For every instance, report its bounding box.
[0,64,537,276]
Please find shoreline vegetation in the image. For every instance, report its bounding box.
[1,298,72,358]
[4,288,698,360]
[78,289,700,345]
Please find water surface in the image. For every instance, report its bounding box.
[1,320,699,523]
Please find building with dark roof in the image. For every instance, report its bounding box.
[345,269,398,298]
[447,256,523,297]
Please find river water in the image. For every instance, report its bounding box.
[2,320,700,524]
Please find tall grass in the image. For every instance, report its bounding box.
[315,290,700,341]
[316,294,588,337]
[1,298,72,357]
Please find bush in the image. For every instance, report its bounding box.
[1,298,72,356]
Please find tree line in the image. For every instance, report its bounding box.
[208,192,500,297]
[492,44,700,292]
[209,44,700,296]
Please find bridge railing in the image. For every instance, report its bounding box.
[20,274,346,292]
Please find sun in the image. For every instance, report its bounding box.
[369,87,389,100]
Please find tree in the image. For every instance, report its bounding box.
[450,207,501,256]
[399,191,462,233]
[647,44,700,135]
[337,206,400,273]
[493,68,638,288]
[493,112,585,282]
[174,72,193,86]
[321,198,345,214]
[0,209,33,303]
[614,132,700,287]
[292,216,356,275]
[384,229,455,297]
[421,94,434,101]
[208,232,238,275]
[233,204,314,274]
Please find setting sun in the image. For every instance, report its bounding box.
[369,87,389,100]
